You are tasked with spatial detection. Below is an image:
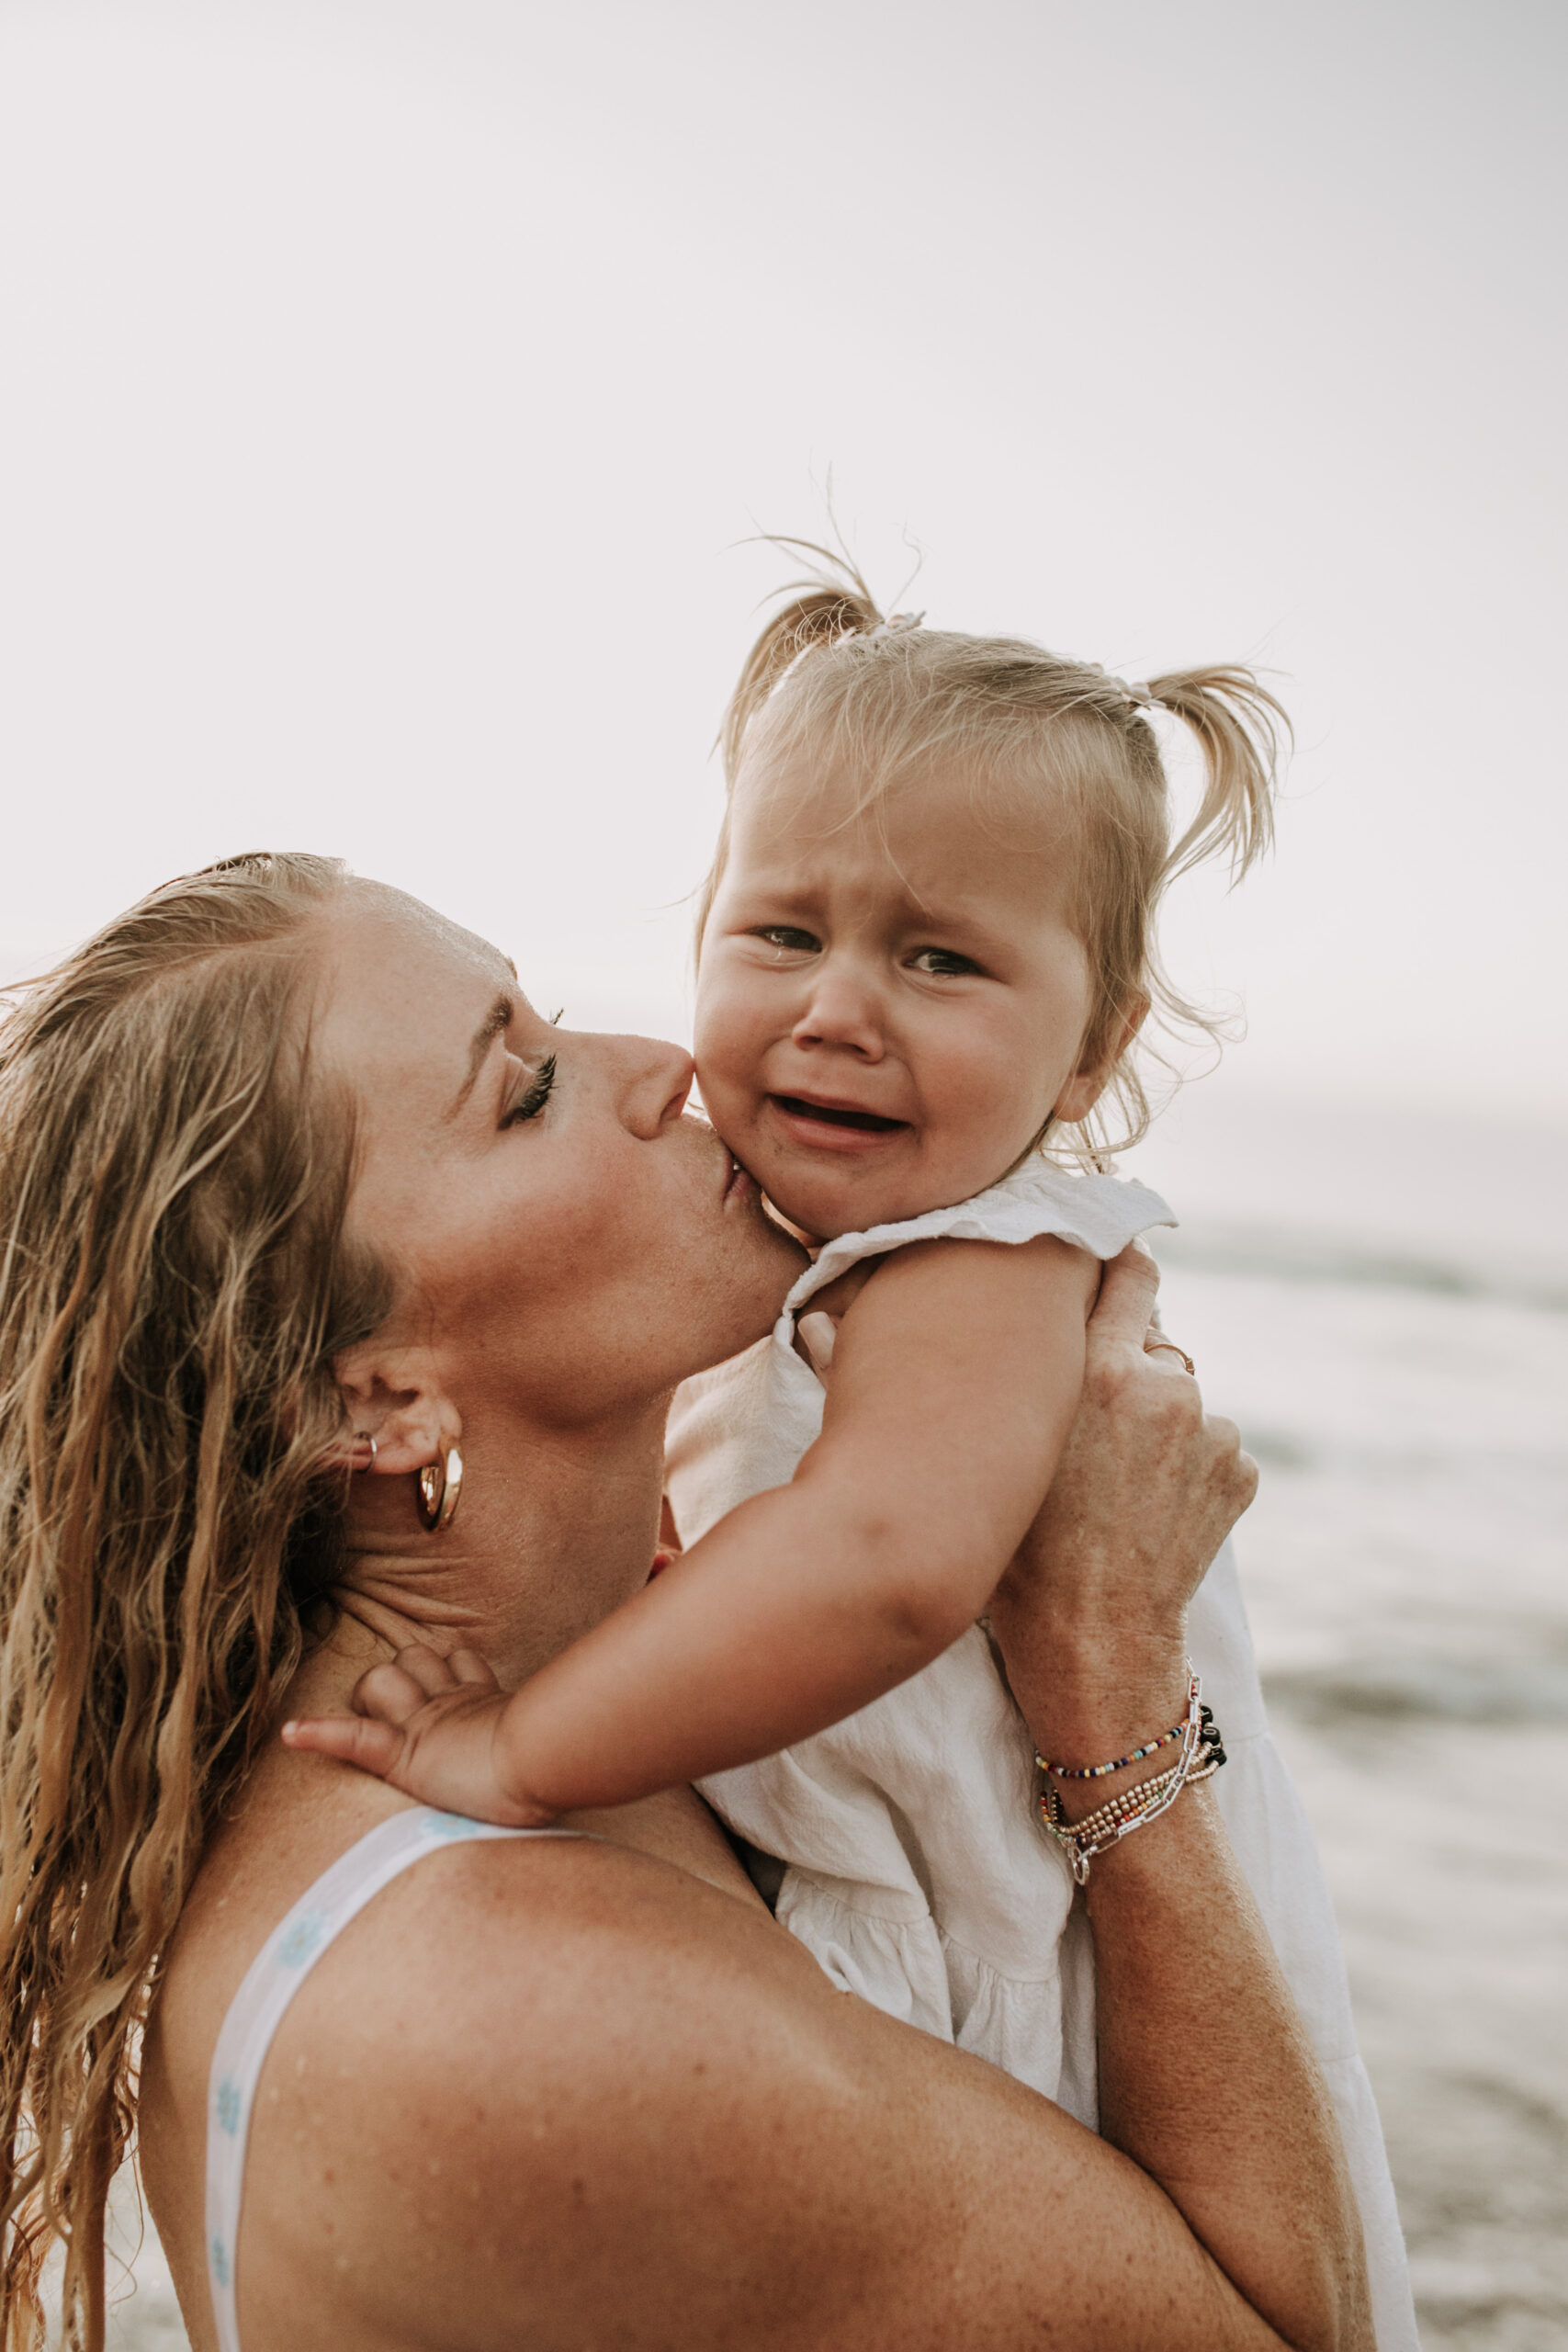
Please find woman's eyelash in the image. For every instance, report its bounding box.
[503,1053,556,1126]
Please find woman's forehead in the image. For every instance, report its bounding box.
[331,880,510,979]
[313,883,515,1061]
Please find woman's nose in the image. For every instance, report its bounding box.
[606,1035,695,1138]
[792,967,885,1061]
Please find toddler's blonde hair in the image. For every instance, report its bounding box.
[700,542,1289,1162]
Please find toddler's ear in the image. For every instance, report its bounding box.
[1055,994,1150,1125]
[333,1339,460,1475]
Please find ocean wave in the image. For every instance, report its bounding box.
[1265,1654,1568,1725]
[1155,1222,1568,1315]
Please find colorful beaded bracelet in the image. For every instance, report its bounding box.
[1035,1673,1201,1781]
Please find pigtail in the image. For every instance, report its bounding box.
[1144,666,1290,885]
[719,538,884,785]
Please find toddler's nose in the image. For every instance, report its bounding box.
[791,967,885,1060]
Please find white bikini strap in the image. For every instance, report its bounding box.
[204,1807,580,2352]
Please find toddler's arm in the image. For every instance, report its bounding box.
[286,1234,1096,1822]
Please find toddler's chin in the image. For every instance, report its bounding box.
[750,1170,853,1247]
[771,1148,1022,1245]
[761,1190,841,1247]
[762,1169,914,1247]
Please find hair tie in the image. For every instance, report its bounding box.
[862,610,925,642]
[1085,660,1157,710]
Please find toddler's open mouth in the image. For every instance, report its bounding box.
[770,1093,908,1136]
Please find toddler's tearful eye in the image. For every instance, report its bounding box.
[909,947,979,977]
[756,926,819,956]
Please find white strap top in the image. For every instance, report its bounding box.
[204,1806,581,2352]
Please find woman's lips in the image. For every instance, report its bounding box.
[766,1093,910,1151]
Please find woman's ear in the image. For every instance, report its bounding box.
[1053,995,1151,1126]
[333,1340,460,1474]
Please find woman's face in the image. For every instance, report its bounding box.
[311,883,803,1429]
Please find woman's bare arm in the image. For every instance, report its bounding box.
[987,1243,1373,2352]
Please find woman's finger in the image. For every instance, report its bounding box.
[1141,1329,1197,1379]
[1202,1415,1260,1508]
[1087,1243,1162,1352]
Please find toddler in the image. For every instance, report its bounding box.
[290,556,1416,2346]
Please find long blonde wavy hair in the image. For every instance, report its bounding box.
[0,853,390,2349]
[704,542,1291,1161]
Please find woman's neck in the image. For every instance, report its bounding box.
[316,1396,671,1699]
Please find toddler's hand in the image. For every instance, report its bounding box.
[281,1645,558,1828]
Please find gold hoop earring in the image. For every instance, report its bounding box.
[416,1444,464,1532]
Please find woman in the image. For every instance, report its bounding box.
[0,854,1371,2350]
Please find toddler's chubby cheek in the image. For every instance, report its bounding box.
[693,1033,763,1133]
[692,1081,761,1183]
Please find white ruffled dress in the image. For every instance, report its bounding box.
[665,1158,1417,2349]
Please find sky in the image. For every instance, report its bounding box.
[1,0,1563,1147]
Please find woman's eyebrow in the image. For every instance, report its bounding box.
[447,992,514,1118]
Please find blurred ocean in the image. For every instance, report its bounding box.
[1135,1091,1568,2352]
[97,1090,1568,2351]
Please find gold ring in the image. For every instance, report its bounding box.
[1144,1338,1196,1376]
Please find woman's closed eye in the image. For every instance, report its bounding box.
[502,1053,557,1126]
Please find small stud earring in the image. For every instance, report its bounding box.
[416,1444,464,1532]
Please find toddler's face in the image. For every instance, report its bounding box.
[695,750,1106,1240]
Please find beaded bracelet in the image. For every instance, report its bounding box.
[1035,1670,1227,1885]
[1035,1676,1198,1781]
[1042,1747,1224,1849]
[1048,1760,1183,1841]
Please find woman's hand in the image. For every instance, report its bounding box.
[282,1645,558,1828]
[987,1241,1257,1763]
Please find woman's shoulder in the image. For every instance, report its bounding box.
[149,1780,1131,2351]
[227,1823,860,2342]
[144,1785,813,2338]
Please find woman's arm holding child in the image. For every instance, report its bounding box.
[285,1233,1096,1821]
